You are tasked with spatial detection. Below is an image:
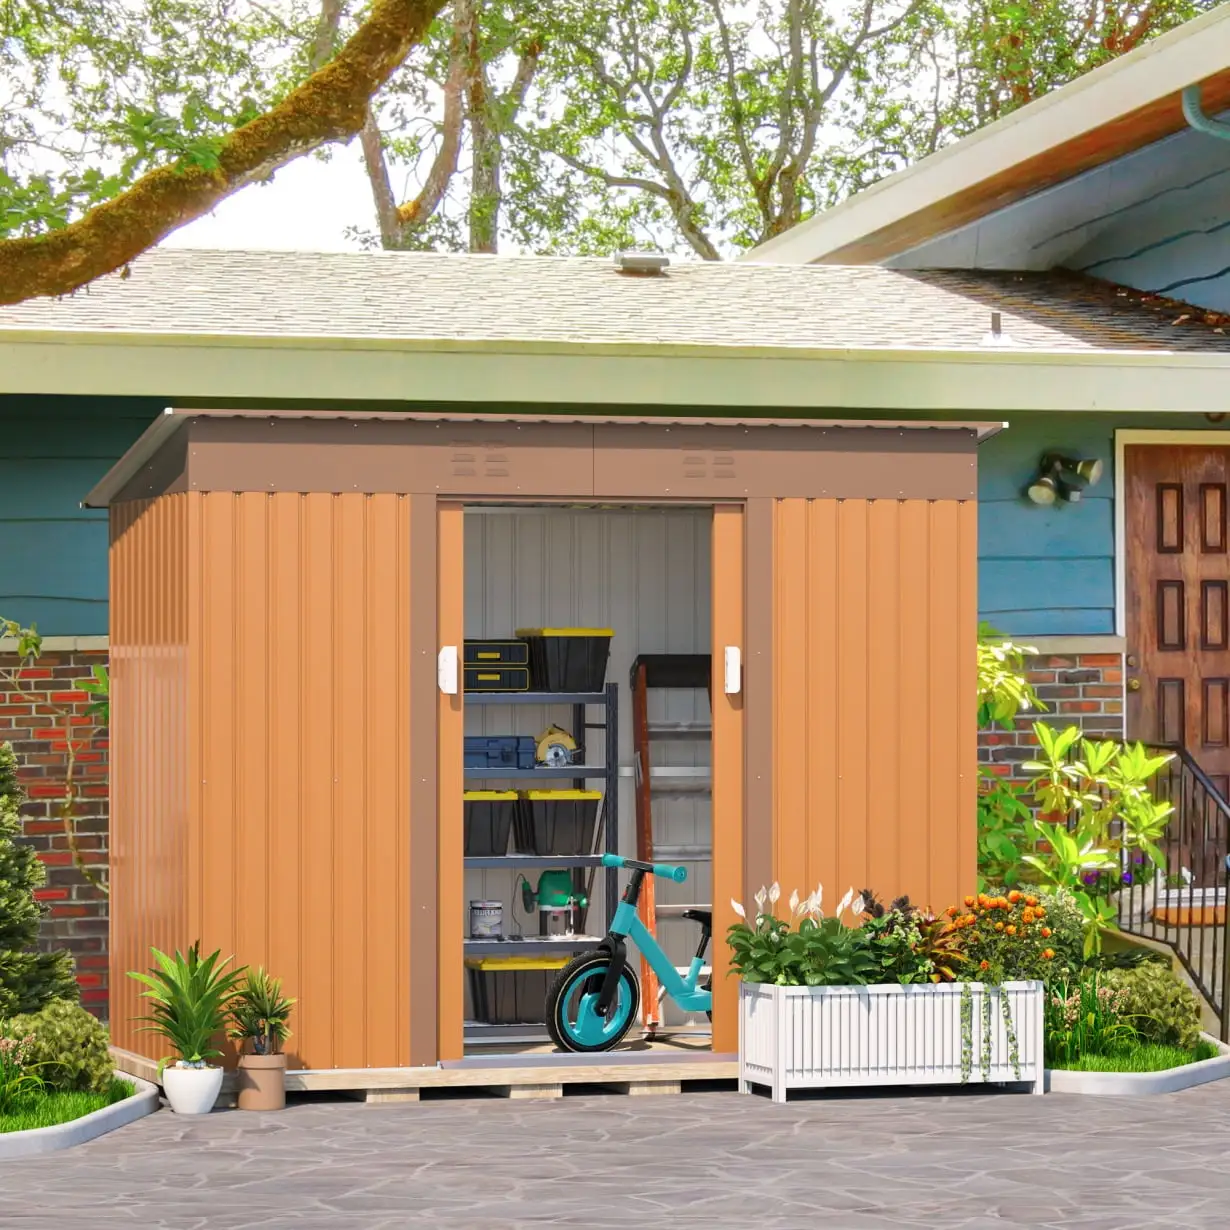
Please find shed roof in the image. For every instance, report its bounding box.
[3,247,1230,355]
[742,5,1230,267]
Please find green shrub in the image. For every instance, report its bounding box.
[2,999,113,1093]
[1102,962,1205,1051]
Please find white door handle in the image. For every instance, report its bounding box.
[723,646,742,695]
[438,646,459,695]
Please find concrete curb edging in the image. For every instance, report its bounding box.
[0,1073,159,1159]
[1046,1035,1230,1096]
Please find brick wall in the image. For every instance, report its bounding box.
[0,650,109,1018]
[979,652,1126,781]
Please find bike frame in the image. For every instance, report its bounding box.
[608,898,712,1015]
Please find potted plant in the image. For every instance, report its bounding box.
[128,943,246,1115]
[228,968,295,1111]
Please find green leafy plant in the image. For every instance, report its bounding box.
[977,623,1043,728]
[1021,724,1175,955]
[859,890,966,984]
[2,998,113,1093]
[977,777,1034,891]
[128,943,247,1072]
[1100,961,1205,1051]
[0,1030,43,1114]
[227,968,295,1056]
[78,664,109,724]
[0,743,78,1016]
[1044,970,1133,1066]
[727,884,878,986]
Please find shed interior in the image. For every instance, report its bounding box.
[461,504,714,1055]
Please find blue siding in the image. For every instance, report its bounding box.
[0,397,161,635]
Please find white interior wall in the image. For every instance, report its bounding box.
[463,506,713,1031]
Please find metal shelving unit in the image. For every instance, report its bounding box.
[464,682,619,1044]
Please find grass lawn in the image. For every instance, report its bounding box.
[1051,1041,1220,1073]
[0,1080,134,1134]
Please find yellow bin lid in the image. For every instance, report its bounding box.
[522,789,602,801]
[463,790,519,801]
[515,628,614,637]
[464,955,572,971]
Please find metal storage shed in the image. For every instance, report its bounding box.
[88,407,997,1078]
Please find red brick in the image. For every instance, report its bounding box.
[36,852,73,866]
[1083,685,1121,698]
[76,955,108,970]
[79,989,108,1005]
[23,821,61,835]
[74,973,103,988]
[26,784,67,799]
[50,905,88,918]
[33,887,69,901]
[1079,654,1123,666]
[15,667,52,679]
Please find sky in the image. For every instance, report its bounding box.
[160,147,372,253]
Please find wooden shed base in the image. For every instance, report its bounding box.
[110,1047,738,1106]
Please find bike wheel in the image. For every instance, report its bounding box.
[545,952,640,1053]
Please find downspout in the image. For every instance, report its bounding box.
[1182,85,1230,141]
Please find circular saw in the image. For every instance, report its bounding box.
[535,724,578,767]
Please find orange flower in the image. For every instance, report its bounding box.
[946,905,958,917]
[1042,949,1055,960]
[964,895,976,907]
[1006,925,1016,936]
[997,897,1010,910]
[994,921,1004,932]
[1025,895,1038,907]
[979,960,989,971]
[977,894,989,908]
[971,932,982,942]
[1008,890,1022,904]
[1021,909,1034,923]
[963,914,976,927]
[1040,927,1052,938]
[1035,906,1046,917]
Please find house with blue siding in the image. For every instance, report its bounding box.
[5,4,1230,1012]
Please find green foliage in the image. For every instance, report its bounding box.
[1044,970,1133,1066]
[976,623,1043,728]
[1050,1040,1218,1073]
[1101,961,1205,1051]
[1021,723,1174,955]
[0,1079,132,1133]
[0,1030,43,1113]
[227,967,295,1056]
[2,999,114,1093]
[0,743,78,1016]
[128,943,247,1070]
[78,665,109,724]
[726,884,880,986]
[977,777,1033,891]
[860,890,966,983]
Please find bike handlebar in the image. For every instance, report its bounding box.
[600,852,688,883]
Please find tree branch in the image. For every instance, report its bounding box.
[0,0,449,304]
[359,108,403,244]
[310,0,347,70]
[704,0,759,192]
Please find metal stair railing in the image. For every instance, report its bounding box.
[1115,742,1230,1041]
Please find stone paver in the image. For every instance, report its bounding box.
[5,1082,1230,1229]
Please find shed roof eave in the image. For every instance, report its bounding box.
[82,407,1006,509]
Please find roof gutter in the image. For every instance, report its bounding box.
[1182,84,1230,141]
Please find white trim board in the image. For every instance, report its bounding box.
[1113,430,1230,639]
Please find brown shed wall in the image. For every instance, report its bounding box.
[764,498,977,914]
[108,497,191,1060]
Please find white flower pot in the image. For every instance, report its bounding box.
[161,1063,224,1115]
[739,980,1045,1103]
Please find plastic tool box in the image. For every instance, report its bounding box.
[515,628,613,692]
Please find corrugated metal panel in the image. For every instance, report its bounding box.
[191,492,413,1070]
[770,498,977,915]
[108,495,191,1060]
[463,507,713,1026]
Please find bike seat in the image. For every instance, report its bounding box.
[681,908,712,930]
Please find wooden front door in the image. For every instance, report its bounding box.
[1125,445,1230,887]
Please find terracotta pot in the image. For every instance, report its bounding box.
[236,1052,287,1111]
[162,1063,224,1115]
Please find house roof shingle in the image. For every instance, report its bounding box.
[2,247,1229,355]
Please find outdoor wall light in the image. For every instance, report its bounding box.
[1026,453,1104,505]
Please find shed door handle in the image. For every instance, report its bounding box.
[438,646,459,695]
[724,646,742,695]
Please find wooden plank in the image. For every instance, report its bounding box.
[773,499,808,891]
[866,500,900,900]
[805,501,839,902]
[836,501,870,900]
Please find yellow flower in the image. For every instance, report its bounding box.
[1008,890,1022,904]
[964,895,976,907]
[1042,949,1054,960]
[1006,925,1016,936]
[1025,896,1038,907]
[994,922,1004,932]
[1040,927,1052,939]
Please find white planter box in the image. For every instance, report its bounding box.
[739,980,1045,1103]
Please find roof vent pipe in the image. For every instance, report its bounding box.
[613,251,670,276]
[980,309,1019,348]
[1182,85,1230,141]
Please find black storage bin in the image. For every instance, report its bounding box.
[464,665,530,692]
[464,639,530,666]
[516,790,601,856]
[463,735,536,770]
[466,957,569,1025]
[515,628,613,692]
[463,791,517,856]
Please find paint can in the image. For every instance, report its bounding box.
[469,900,503,939]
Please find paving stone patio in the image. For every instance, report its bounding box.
[5,1081,1230,1229]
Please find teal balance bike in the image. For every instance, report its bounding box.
[545,853,712,1052]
